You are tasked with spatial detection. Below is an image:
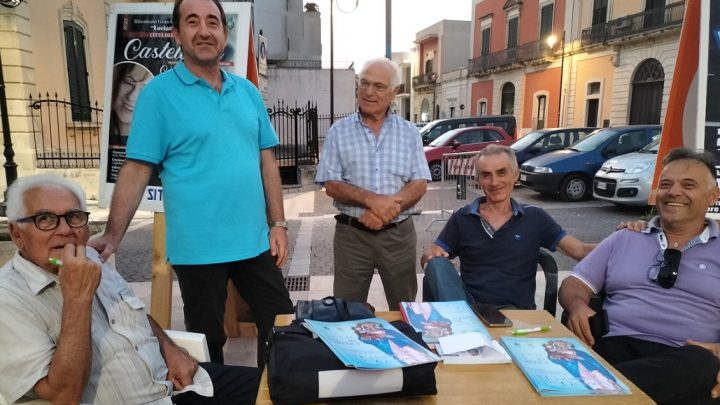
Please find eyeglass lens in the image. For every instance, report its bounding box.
[657,248,682,289]
[34,211,89,230]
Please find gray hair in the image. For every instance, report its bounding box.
[6,174,87,222]
[475,144,519,172]
[359,57,402,88]
[662,147,717,185]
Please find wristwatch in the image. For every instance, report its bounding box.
[270,220,288,229]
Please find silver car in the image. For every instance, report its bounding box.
[592,138,660,206]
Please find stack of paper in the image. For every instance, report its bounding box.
[399,301,511,364]
[436,332,511,364]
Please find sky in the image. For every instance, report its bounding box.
[307,0,473,69]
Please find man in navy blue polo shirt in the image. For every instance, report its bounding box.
[421,144,594,309]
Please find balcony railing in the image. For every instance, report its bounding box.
[412,72,437,91]
[581,1,685,47]
[468,38,553,76]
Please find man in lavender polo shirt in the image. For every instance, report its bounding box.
[560,148,720,404]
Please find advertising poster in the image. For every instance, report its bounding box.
[652,0,719,218]
[99,3,251,211]
[704,0,720,215]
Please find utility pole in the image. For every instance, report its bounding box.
[329,0,334,124]
[385,0,391,59]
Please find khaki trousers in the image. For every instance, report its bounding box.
[333,217,417,310]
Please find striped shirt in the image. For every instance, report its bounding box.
[0,249,172,404]
[315,111,431,221]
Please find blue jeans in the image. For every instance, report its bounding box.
[422,257,475,303]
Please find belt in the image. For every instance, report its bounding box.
[335,214,408,233]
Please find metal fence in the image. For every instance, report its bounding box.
[317,112,354,143]
[28,93,102,168]
[268,100,319,166]
[425,151,483,231]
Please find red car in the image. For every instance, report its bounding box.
[424,126,514,181]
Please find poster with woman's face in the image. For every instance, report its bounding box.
[705,0,720,215]
[99,3,250,211]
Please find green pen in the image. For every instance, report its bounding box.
[49,257,64,267]
[511,325,551,335]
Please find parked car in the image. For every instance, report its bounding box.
[593,137,661,206]
[424,126,514,181]
[519,125,661,201]
[511,127,597,166]
[414,122,427,129]
[420,115,517,146]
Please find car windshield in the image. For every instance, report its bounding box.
[429,128,463,147]
[568,129,618,152]
[420,121,453,143]
[511,131,546,150]
[638,138,661,153]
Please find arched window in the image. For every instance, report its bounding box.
[501,82,515,115]
[629,59,664,124]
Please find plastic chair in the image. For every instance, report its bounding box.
[538,249,559,317]
[1,331,209,405]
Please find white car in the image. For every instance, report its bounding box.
[592,138,660,206]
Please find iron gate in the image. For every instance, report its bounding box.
[268,101,319,185]
[28,93,102,168]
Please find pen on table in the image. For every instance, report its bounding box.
[511,325,551,335]
[49,257,64,267]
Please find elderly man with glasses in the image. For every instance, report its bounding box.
[0,174,258,404]
[560,148,720,404]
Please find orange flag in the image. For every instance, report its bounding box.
[246,24,259,87]
[649,0,700,204]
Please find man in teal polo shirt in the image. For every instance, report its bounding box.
[91,0,293,368]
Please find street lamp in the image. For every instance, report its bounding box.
[546,32,565,127]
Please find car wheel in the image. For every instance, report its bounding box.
[429,161,442,181]
[560,174,589,201]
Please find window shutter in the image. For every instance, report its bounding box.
[63,21,91,121]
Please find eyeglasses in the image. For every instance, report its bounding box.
[358,79,391,93]
[648,249,682,288]
[16,210,90,231]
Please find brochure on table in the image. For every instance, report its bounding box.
[501,336,631,397]
[303,318,440,370]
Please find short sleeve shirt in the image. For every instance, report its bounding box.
[315,112,431,220]
[435,197,566,309]
[570,217,720,346]
[127,61,278,264]
[0,249,172,404]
